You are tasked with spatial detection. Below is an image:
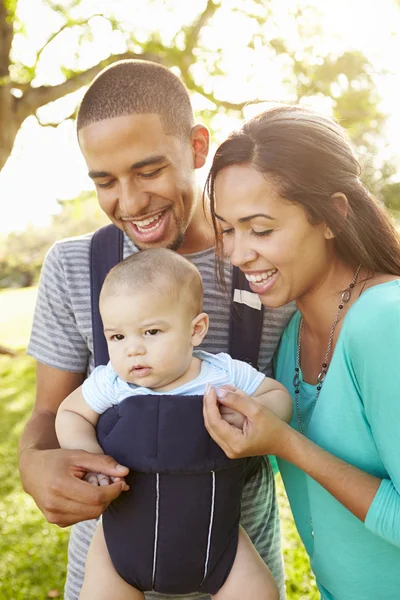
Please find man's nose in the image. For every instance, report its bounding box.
[119,180,150,216]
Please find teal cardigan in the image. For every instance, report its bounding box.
[275,281,400,600]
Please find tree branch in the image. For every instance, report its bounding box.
[33,14,106,71]
[185,75,270,112]
[16,51,165,121]
[183,0,219,56]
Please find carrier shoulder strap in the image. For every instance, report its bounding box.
[90,224,124,367]
[228,267,264,369]
[228,268,265,483]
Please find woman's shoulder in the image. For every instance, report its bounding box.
[343,279,400,341]
[347,279,399,318]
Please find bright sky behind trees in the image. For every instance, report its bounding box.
[1,0,400,234]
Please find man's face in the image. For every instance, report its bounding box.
[79,114,208,251]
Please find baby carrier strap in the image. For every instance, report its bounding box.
[90,224,124,367]
[229,267,264,369]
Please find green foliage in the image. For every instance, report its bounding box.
[0,190,107,289]
[278,478,319,599]
[2,0,399,206]
[381,182,400,212]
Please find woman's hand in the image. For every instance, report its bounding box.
[203,385,290,459]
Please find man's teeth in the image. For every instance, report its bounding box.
[245,269,277,284]
[134,212,163,232]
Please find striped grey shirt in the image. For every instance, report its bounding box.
[28,232,295,600]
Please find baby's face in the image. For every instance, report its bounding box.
[101,289,196,390]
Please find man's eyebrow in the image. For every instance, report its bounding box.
[214,212,276,223]
[88,154,167,179]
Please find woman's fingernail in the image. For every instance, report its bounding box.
[215,387,228,399]
[205,383,211,395]
[116,464,127,472]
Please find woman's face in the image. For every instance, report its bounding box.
[214,164,333,308]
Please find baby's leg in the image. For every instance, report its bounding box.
[211,525,279,600]
[79,520,144,600]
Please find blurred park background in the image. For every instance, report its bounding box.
[1,0,400,597]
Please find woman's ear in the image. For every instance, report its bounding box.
[325,192,349,239]
[191,312,209,347]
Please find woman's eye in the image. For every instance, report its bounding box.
[252,229,274,237]
[111,334,124,341]
[145,329,161,336]
[220,228,234,236]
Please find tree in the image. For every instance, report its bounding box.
[1,0,397,205]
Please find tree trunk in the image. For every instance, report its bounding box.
[0,84,19,171]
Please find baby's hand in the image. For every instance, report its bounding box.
[219,404,246,429]
[84,472,112,486]
[215,385,246,429]
[84,472,129,490]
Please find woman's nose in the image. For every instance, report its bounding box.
[225,235,258,267]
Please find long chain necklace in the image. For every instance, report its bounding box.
[293,264,362,435]
[292,264,361,540]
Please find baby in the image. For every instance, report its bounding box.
[56,248,292,600]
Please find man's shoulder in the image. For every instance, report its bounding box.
[52,231,95,254]
[43,231,98,273]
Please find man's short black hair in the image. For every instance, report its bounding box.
[77,59,195,138]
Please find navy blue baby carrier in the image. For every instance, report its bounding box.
[91,224,265,595]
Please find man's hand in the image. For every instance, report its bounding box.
[19,447,129,527]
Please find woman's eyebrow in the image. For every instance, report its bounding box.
[214,212,276,223]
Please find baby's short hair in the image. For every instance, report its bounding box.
[101,248,204,316]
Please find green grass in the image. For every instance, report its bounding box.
[0,287,318,599]
[0,353,70,600]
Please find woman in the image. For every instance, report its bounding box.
[203,105,400,600]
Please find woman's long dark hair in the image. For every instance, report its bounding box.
[206,105,400,276]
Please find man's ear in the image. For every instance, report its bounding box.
[191,312,209,346]
[190,124,210,169]
[325,192,349,239]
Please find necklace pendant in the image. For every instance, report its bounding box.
[342,288,351,303]
[293,373,300,387]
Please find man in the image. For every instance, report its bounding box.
[19,60,294,600]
